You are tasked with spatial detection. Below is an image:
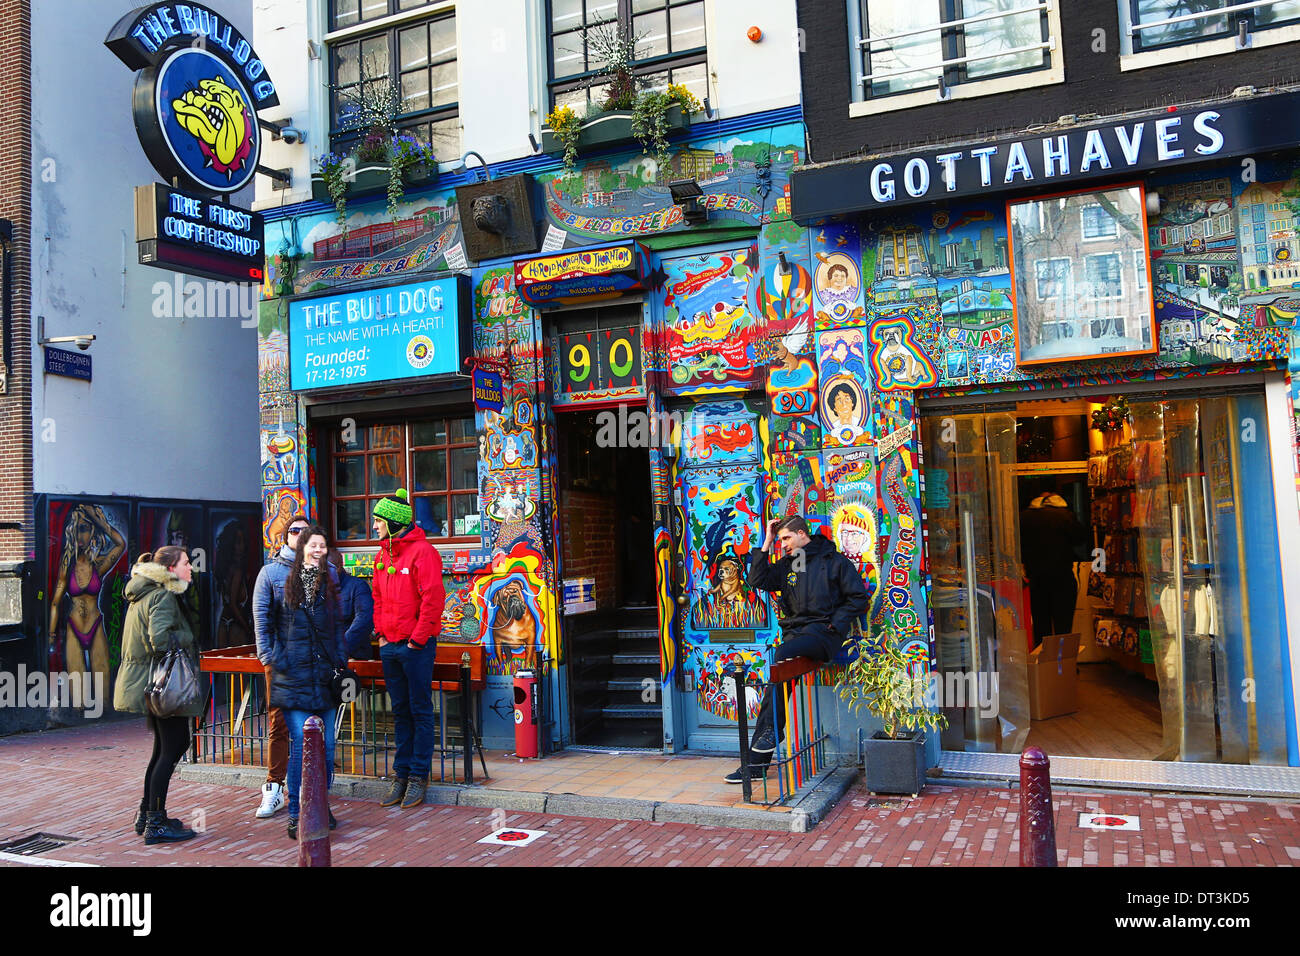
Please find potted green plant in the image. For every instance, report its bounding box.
[539,25,695,169]
[837,631,947,796]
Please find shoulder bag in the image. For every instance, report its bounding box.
[304,605,360,706]
[146,635,205,718]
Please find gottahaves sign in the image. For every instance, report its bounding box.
[289,276,469,390]
[106,4,279,194]
[791,90,1300,220]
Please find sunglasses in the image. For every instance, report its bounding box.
[288,526,309,535]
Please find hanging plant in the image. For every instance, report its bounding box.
[1091,395,1131,432]
[546,104,582,170]
[317,152,351,237]
[665,82,701,115]
[631,90,673,174]
[388,133,438,219]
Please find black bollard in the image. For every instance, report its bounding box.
[299,715,330,867]
[729,663,752,803]
[460,652,473,784]
[1019,746,1057,867]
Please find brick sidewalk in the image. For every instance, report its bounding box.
[1,720,1297,866]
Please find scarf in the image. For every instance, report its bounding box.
[300,563,322,608]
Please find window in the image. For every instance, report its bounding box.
[328,2,460,162]
[1122,1,1300,66]
[851,1,1055,102]
[1034,257,1072,300]
[1081,203,1118,240]
[1134,250,1148,291]
[548,0,707,111]
[333,416,478,542]
[1086,253,1124,298]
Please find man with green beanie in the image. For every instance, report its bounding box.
[371,489,445,809]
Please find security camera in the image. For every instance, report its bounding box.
[279,126,304,146]
[74,335,95,351]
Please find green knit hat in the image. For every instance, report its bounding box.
[373,488,413,527]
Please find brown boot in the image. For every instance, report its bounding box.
[401,776,427,809]
[381,777,408,808]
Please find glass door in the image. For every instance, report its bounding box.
[922,411,1031,753]
[1131,394,1292,764]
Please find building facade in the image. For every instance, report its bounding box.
[0,0,262,733]
[791,0,1300,768]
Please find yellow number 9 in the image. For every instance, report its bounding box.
[568,344,591,383]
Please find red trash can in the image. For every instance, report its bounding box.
[513,671,539,758]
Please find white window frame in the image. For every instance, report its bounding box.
[1081,203,1119,242]
[1034,256,1073,299]
[1134,250,1148,291]
[1118,0,1300,71]
[1084,252,1125,299]
[847,1,1065,118]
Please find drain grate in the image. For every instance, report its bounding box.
[0,832,79,856]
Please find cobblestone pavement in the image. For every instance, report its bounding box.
[1,720,1297,867]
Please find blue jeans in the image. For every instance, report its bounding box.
[285,707,336,819]
[380,639,437,779]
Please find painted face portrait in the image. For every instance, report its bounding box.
[828,266,850,291]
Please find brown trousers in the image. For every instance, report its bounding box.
[264,665,288,785]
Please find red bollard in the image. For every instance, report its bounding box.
[298,715,331,868]
[1019,746,1057,867]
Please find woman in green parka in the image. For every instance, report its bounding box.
[114,546,203,846]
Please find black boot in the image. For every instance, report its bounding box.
[144,810,196,846]
[401,775,427,809]
[381,777,408,807]
[134,800,147,836]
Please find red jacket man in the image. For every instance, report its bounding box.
[370,489,444,809]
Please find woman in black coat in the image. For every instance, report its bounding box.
[265,525,346,839]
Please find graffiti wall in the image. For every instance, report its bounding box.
[42,497,260,715]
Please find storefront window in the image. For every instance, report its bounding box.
[332,414,478,542]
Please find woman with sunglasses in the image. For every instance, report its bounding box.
[251,515,311,820]
[264,524,345,838]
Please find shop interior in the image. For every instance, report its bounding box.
[922,388,1287,765]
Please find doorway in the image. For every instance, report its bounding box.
[555,405,659,748]
[921,386,1292,765]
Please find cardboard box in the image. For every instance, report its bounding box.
[1028,632,1080,720]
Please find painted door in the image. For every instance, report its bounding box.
[673,398,777,750]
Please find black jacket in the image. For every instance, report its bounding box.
[748,534,871,653]
[337,567,375,659]
[268,584,345,712]
[1020,504,1087,582]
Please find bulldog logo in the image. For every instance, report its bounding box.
[172,77,253,178]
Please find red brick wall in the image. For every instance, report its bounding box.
[0,0,33,563]
[560,489,618,611]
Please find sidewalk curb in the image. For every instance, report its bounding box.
[176,762,858,832]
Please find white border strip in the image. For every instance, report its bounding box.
[0,850,96,867]
[1264,372,1300,762]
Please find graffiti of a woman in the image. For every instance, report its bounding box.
[214,522,252,649]
[49,504,125,687]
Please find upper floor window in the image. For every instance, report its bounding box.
[328,2,461,162]
[851,1,1054,102]
[548,0,707,111]
[1127,0,1300,52]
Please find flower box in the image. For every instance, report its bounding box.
[862,730,928,796]
[540,103,690,156]
[310,162,438,204]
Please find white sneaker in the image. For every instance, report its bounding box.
[255,782,287,819]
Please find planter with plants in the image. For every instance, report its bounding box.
[540,25,700,171]
[837,631,947,796]
[311,71,441,231]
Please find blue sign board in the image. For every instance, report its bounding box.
[288,276,469,391]
[44,347,92,382]
[473,368,504,411]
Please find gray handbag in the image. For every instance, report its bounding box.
[146,636,204,718]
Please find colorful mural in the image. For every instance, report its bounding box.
[812,222,868,328]
[536,126,803,247]
[661,246,763,395]
[818,327,872,447]
[211,511,261,650]
[47,502,129,691]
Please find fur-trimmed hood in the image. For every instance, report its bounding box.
[125,561,190,601]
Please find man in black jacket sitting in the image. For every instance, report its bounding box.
[726,515,870,784]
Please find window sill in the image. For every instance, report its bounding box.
[847,65,1065,119]
[1120,24,1300,71]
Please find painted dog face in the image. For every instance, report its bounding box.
[172,78,252,175]
[493,581,532,645]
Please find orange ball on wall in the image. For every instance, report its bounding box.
[747,26,763,43]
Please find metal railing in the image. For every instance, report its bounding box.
[193,667,489,784]
[727,658,829,807]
